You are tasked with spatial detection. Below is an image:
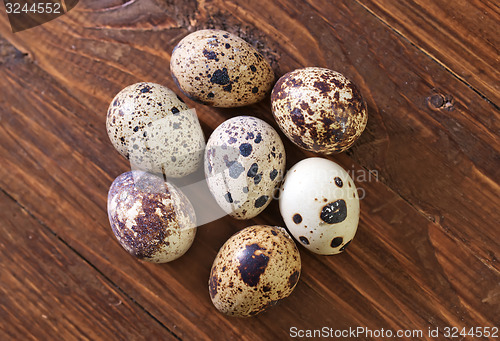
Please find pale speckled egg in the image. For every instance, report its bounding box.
[107,171,197,263]
[279,157,359,255]
[271,67,368,154]
[106,82,205,177]
[204,116,286,219]
[209,225,301,317]
[170,29,274,107]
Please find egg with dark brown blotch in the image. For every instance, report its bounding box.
[271,67,368,154]
[107,171,196,263]
[209,225,301,317]
[205,116,286,219]
[106,82,205,177]
[170,29,274,107]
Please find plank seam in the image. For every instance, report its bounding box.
[352,0,500,112]
[354,164,500,276]
[0,187,183,341]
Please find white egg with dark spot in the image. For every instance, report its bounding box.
[106,82,205,177]
[205,116,286,219]
[279,157,359,255]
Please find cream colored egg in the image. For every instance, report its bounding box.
[279,157,359,255]
[106,82,205,177]
[271,67,367,154]
[204,116,286,219]
[209,225,301,317]
[107,171,197,263]
[171,29,274,107]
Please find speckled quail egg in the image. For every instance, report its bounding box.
[106,82,205,177]
[209,225,301,317]
[205,116,286,219]
[171,29,274,107]
[271,67,368,154]
[107,171,197,263]
[279,157,359,255]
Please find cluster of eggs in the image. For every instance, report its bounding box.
[106,29,367,317]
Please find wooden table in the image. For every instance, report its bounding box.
[1,0,498,340]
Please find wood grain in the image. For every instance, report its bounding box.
[0,0,498,339]
[0,190,175,340]
[355,0,500,105]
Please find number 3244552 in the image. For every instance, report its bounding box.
[5,2,62,14]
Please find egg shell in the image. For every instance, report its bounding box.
[209,225,301,317]
[271,67,368,154]
[279,157,359,255]
[106,82,205,177]
[204,116,286,219]
[170,29,274,107]
[107,171,197,263]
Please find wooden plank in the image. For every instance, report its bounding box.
[0,37,301,341]
[1,75,498,337]
[354,0,500,105]
[0,190,174,340]
[295,0,500,270]
[1,2,498,268]
[0,0,498,339]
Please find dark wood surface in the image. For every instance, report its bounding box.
[355,0,500,105]
[0,0,498,340]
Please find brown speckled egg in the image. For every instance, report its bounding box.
[204,116,286,219]
[106,82,205,177]
[271,67,368,154]
[209,225,301,317]
[170,29,274,107]
[107,171,196,263]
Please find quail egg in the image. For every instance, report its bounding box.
[107,171,197,263]
[279,157,359,255]
[106,82,205,177]
[209,225,301,317]
[171,29,274,107]
[271,67,367,154]
[205,116,286,219]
